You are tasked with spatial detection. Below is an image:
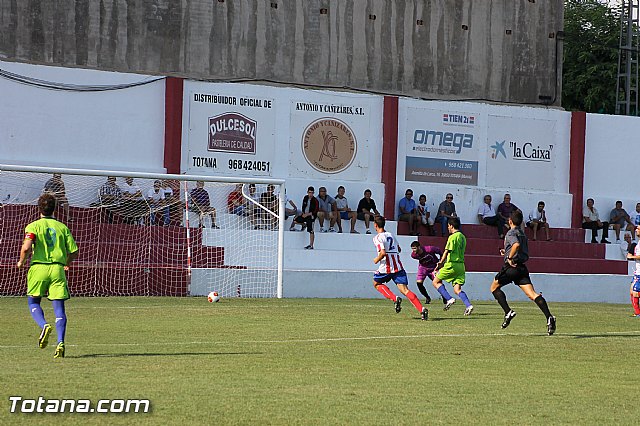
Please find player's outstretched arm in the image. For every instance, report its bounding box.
[373,249,386,264]
[16,238,33,268]
[436,249,450,269]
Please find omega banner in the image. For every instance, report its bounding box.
[289,97,371,180]
[486,115,556,191]
[184,87,276,176]
[404,107,480,185]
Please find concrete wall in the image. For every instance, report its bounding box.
[0,0,563,105]
[583,113,640,218]
[0,60,166,173]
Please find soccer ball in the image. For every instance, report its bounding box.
[207,291,220,303]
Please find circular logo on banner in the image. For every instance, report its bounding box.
[302,118,357,174]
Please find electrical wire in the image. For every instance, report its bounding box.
[0,67,164,91]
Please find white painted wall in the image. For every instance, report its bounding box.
[584,113,640,223]
[0,60,166,173]
[397,99,572,227]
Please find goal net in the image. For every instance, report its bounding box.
[0,165,285,298]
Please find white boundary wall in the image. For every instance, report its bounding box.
[0,60,166,173]
[584,113,640,220]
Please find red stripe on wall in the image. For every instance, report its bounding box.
[382,96,399,220]
[164,77,184,174]
[569,111,586,228]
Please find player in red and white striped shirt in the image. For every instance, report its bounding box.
[372,216,428,320]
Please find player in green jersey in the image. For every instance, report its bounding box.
[17,193,78,358]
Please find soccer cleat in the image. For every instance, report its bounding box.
[547,316,557,336]
[464,305,474,316]
[501,310,517,329]
[53,342,65,359]
[421,307,429,321]
[425,295,432,305]
[39,324,52,349]
[366,230,371,234]
[443,298,456,311]
[394,296,402,313]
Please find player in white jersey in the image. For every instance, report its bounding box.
[372,216,428,320]
[627,225,640,316]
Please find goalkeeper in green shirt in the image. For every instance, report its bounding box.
[17,193,78,358]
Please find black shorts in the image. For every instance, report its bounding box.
[495,263,532,286]
[294,215,315,233]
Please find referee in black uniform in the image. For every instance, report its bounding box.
[490,210,556,335]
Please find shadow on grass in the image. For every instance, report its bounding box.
[69,351,263,359]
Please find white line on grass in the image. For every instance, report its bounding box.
[1,330,639,349]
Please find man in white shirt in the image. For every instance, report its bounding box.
[147,180,166,225]
[527,201,551,241]
[121,177,145,224]
[477,195,505,238]
[582,198,610,244]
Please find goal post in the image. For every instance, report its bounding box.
[0,164,285,299]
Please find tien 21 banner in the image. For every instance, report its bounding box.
[404,107,480,186]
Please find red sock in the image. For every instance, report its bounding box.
[632,296,640,315]
[376,284,396,301]
[406,290,424,312]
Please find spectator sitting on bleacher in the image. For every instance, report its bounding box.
[334,185,357,234]
[527,201,551,241]
[629,203,640,229]
[99,176,122,224]
[398,189,420,236]
[434,193,456,237]
[416,194,435,236]
[357,189,381,235]
[582,198,610,244]
[620,231,635,258]
[121,177,145,225]
[43,173,72,222]
[246,184,261,229]
[190,180,219,229]
[477,195,505,238]
[284,190,300,231]
[147,180,167,226]
[609,200,634,242]
[497,193,520,231]
[259,184,278,230]
[227,184,245,215]
[160,180,175,225]
[317,186,338,233]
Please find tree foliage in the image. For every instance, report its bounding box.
[562,0,621,113]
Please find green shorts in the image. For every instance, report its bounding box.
[436,262,466,285]
[27,263,70,300]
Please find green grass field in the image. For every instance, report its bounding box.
[1,296,639,425]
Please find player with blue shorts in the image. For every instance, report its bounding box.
[371,216,428,320]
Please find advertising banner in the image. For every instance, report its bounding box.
[404,107,480,186]
[289,97,371,181]
[486,115,556,191]
[185,90,276,176]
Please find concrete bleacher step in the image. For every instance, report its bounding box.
[416,236,606,259]
[397,222,586,242]
[464,255,628,275]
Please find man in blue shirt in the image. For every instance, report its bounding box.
[399,189,420,236]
